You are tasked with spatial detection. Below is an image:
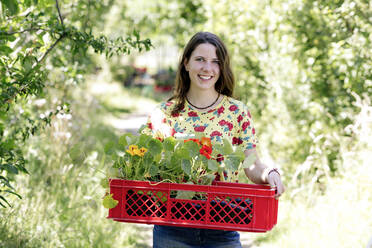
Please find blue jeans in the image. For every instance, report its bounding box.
[153,225,242,248]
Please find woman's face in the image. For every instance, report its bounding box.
[184,43,220,92]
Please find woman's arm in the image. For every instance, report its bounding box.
[243,148,285,199]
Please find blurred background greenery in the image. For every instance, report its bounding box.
[1,0,371,247]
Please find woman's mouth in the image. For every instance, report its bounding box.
[198,75,213,81]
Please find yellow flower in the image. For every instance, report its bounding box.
[139,147,147,156]
[126,145,139,156]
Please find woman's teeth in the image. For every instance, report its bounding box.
[199,75,212,80]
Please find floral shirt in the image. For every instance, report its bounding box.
[143,95,258,150]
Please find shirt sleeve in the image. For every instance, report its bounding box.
[237,104,258,150]
[141,103,173,139]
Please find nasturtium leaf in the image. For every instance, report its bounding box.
[137,124,147,134]
[175,147,190,160]
[183,141,199,157]
[118,133,132,148]
[181,159,191,176]
[143,152,153,167]
[242,153,257,168]
[102,194,118,209]
[176,189,195,200]
[233,147,246,161]
[213,143,224,155]
[149,164,159,177]
[156,191,167,203]
[224,158,237,171]
[107,167,120,178]
[163,136,176,151]
[104,141,116,155]
[223,138,233,155]
[207,160,219,172]
[138,133,151,147]
[100,178,109,188]
[148,138,162,156]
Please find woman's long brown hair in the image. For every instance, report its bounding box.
[169,32,235,115]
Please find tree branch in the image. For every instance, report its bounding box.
[38,34,65,64]
[55,0,64,26]
[3,28,51,35]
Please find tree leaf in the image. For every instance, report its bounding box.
[1,0,19,15]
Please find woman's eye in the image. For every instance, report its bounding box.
[213,60,219,64]
[196,58,204,61]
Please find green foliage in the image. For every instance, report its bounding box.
[0,0,153,207]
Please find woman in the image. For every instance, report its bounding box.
[145,31,285,248]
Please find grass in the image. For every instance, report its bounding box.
[0,77,156,248]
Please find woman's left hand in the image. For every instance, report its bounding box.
[267,170,285,199]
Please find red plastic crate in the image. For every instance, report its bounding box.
[107,179,278,232]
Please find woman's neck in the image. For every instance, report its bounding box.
[186,89,219,108]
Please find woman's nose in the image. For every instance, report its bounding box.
[202,61,213,71]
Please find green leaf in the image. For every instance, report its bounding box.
[207,160,219,172]
[149,164,159,177]
[118,133,132,148]
[1,0,19,15]
[102,194,118,209]
[104,141,115,155]
[163,136,176,151]
[224,157,240,171]
[148,138,162,156]
[175,147,190,160]
[176,189,195,200]
[223,138,233,155]
[100,178,109,188]
[181,159,191,175]
[242,153,257,168]
[1,164,18,174]
[0,45,13,54]
[183,140,199,157]
[107,167,120,178]
[232,146,245,161]
[0,195,11,207]
[69,144,85,164]
[138,133,151,147]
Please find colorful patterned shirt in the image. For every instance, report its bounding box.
[143,95,258,150]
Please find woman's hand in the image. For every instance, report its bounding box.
[266,169,285,199]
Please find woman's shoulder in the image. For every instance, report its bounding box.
[224,96,250,113]
[154,99,176,115]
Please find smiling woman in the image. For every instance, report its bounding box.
[143,31,285,248]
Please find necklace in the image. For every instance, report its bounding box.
[186,93,220,110]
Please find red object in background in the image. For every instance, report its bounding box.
[154,85,173,92]
[107,179,278,232]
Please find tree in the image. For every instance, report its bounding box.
[0,0,152,207]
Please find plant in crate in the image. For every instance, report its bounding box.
[102,131,257,223]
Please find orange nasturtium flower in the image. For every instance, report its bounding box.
[184,138,201,145]
[200,137,212,148]
[199,145,213,159]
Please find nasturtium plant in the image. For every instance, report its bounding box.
[102,132,258,207]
